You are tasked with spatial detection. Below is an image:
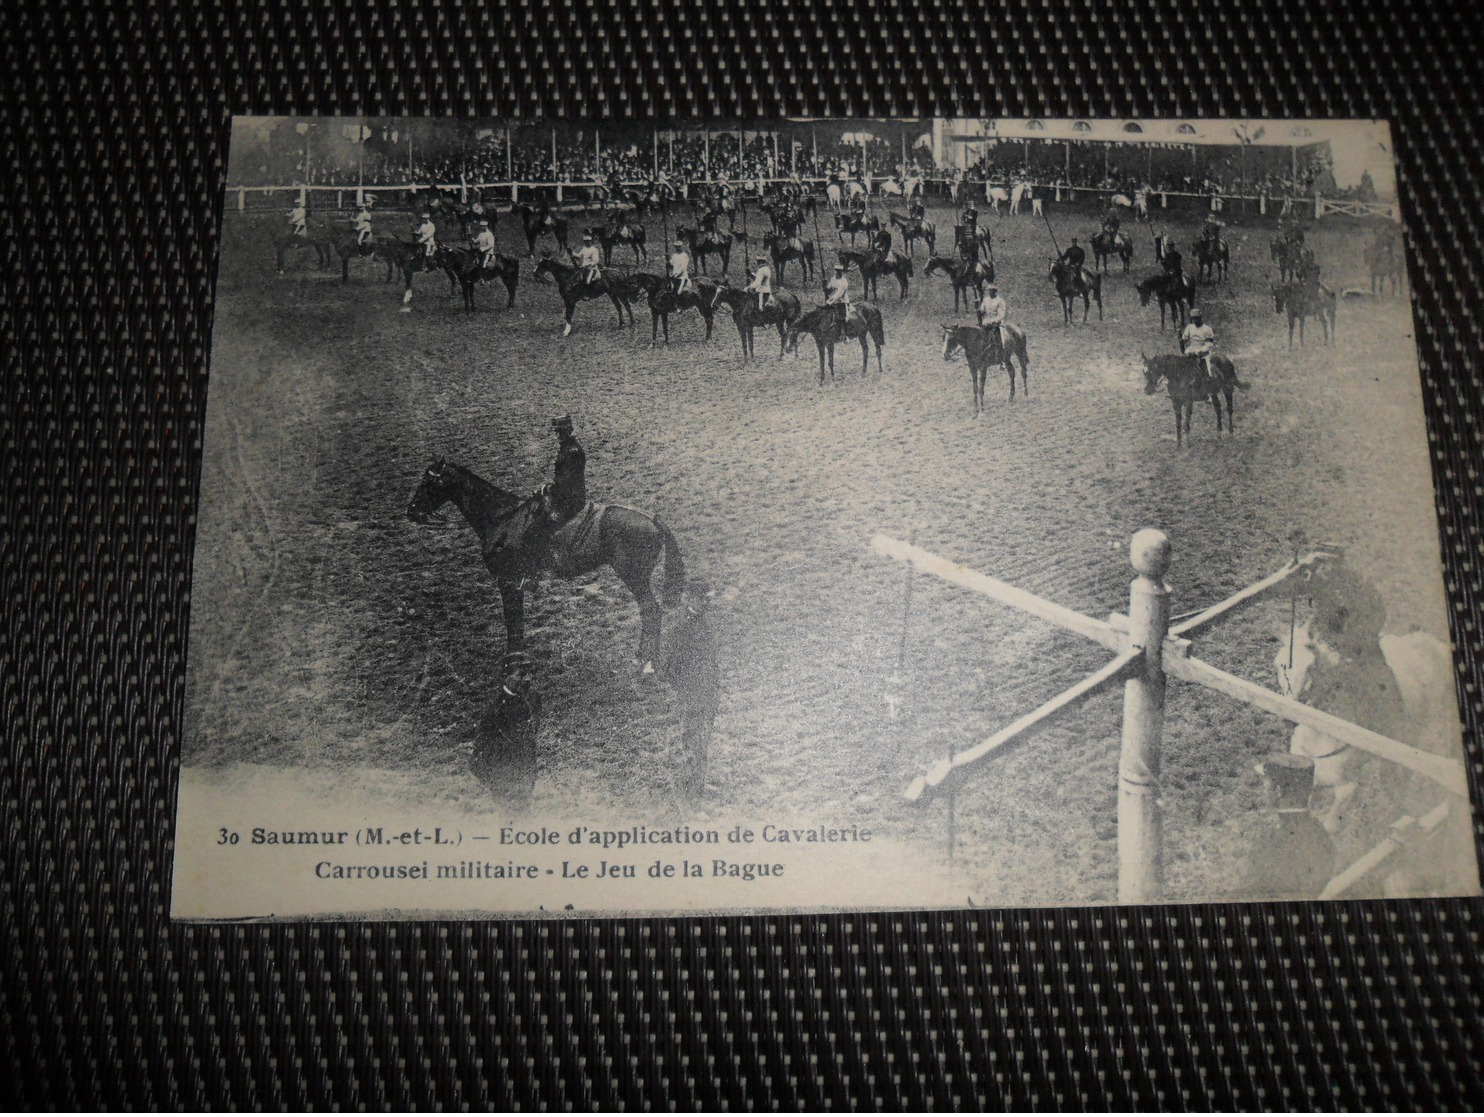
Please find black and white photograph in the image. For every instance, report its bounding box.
[171,116,1478,919]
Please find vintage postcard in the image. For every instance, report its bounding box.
[172,117,1478,919]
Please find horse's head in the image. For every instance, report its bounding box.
[1140,353,1163,396]
[941,326,962,361]
[1136,280,1153,306]
[924,256,944,277]
[533,255,555,282]
[1271,285,1286,312]
[408,459,454,523]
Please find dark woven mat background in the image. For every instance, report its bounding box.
[3,0,1482,1108]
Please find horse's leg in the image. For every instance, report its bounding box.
[497,579,526,652]
[563,299,576,337]
[859,336,869,378]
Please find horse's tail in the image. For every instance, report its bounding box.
[654,515,686,607]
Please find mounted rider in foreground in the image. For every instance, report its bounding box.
[472,219,497,269]
[668,239,692,296]
[1180,306,1217,379]
[745,254,773,312]
[541,415,587,528]
[1059,238,1092,286]
[824,262,850,330]
[577,232,603,286]
[977,281,1009,358]
[414,211,438,258]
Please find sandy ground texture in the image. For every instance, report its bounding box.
[173,192,1477,916]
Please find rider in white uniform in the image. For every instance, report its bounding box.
[977,282,1009,351]
[473,220,496,269]
[352,206,373,246]
[288,203,307,237]
[745,255,773,311]
[825,263,850,329]
[414,212,438,258]
[669,240,692,295]
[577,233,603,285]
[1180,307,1216,376]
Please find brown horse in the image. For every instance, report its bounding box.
[533,256,647,335]
[941,324,1031,416]
[1091,230,1134,274]
[713,286,802,360]
[783,304,887,384]
[837,248,914,300]
[1136,272,1196,330]
[441,246,521,311]
[407,459,685,672]
[1142,353,1250,447]
[924,255,993,313]
[1048,261,1103,325]
[1272,281,1337,347]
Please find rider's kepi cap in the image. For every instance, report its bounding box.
[1189,306,1203,317]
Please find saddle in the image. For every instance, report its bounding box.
[545,502,605,577]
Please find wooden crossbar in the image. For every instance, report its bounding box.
[1165,655,1469,796]
[1319,802,1452,900]
[870,535,1121,652]
[905,650,1140,802]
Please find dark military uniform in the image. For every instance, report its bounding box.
[547,417,587,524]
[1235,753,1337,900]
[472,653,542,804]
[663,578,721,793]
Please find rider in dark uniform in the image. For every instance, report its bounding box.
[871,227,892,263]
[1060,238,1086,272]
[545,415,587,525]
[1162,241,1184,282]
[908,197,926,223]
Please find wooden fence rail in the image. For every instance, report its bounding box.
[871,529,1466,901]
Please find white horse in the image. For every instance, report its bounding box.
[984,184,1010,214]
[825,182,843,210]
[1009,182,1032,215]
[1110,193,1134,210]
[847,179,868,199]
[877,176,904,198]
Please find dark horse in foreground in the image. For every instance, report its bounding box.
[1142,353,1250,448]
[941,324,1031,416]
[783,305,886,384]
[407,459,685,672]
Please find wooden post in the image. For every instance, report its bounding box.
[1118,529,1171,903]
